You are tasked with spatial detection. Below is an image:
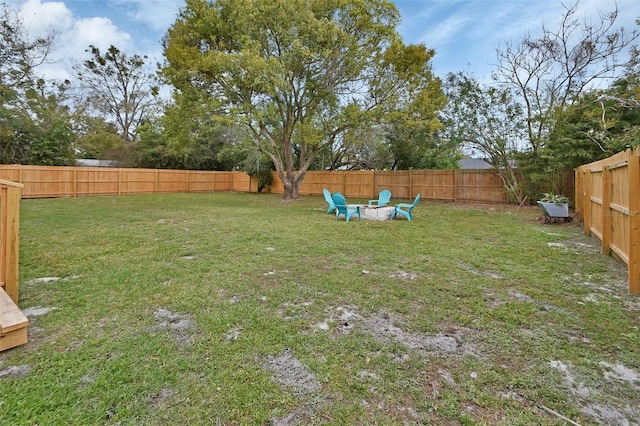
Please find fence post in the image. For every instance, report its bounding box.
[601,166,611,255]
[583,169,592,236]
[409,170,413,199]
[371,170,375,199]
[454,170,459,203]
[628,155,640,295]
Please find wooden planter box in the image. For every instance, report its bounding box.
[537,201,569,218]
[0,288,29,351]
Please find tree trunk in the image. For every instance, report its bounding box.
[281,174,301,200]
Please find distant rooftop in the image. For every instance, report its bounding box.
[458,158,493,169]
[76,159,119,168]
[458,158,517,170]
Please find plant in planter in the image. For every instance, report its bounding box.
[537,193,570,222]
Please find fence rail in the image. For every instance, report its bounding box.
[0,165,515,203]
[575,147,640,295]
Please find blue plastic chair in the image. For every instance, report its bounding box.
[368,189,392,207]
[391,193,421,221]
[323,189,336,214]
[332,193,361,222]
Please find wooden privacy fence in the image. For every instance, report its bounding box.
[575,147,640,295]
[0,165,512,203]
[0,165,236,198]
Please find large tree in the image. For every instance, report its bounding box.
[74,45,158,145]
[162,0,444,199]
[0,2,59,164]
[490,1,638,199]
[493,2,638,153]
[441,72,526,203]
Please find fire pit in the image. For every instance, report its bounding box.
[357,205,395,221]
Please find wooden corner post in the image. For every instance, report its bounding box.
[0,180,22,303]
[628,155,640,295]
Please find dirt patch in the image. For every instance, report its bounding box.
[600,362,640,384]
[149,308,195,345]
[315,305,360,334]
[267,398,324,426]
[224,326,242,342]
[278,300,315,321]
[459,262,503,279]
[146,388,175,408]
[22,306,57,317]
[361,312,476,356]
[263,348,321,396]
[317,307,477,357]
[388,270,418,280]
[549,359,640,425]
[24,275,81,285]
[0,365,31,379]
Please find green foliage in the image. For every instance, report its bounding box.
[386,124,462,170]
[539,193,569,204]
[491,2,638,200]
[75,45,158,144]
[134,117,242,170]
[243,150,274,192]
[162,0,444,198]
[0,3,75,165]
[440,72,525,202]
[73,116,124,160]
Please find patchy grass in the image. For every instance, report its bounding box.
[1,192,639,425]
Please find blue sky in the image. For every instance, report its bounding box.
[6,0,640,83]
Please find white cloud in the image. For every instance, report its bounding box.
[18,0,72,35]
[7,0,133,81]
[72,16,131,51]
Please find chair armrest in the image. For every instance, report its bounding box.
[368,200,378,205]
[395,203,412,208]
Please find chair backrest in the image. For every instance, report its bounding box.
[323,189,333,204]
[412,193,421,207]
[332,192,347,207]
[379,190,391,205]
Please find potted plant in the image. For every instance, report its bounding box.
[537,193,570,219]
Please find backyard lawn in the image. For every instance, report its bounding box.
[1,192,638,425]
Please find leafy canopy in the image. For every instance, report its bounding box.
[162,0,444,199]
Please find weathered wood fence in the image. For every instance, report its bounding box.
[575,147,640,295]
[0,165,511,203]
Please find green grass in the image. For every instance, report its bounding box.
[1,193,639,425]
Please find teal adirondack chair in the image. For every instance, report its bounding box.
[368,189,392,207]
[391,193,421,221]
[332,193,361,222]
[323,189,336,214]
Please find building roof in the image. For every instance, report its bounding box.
[75,159,119,168]
[458,158,493,169]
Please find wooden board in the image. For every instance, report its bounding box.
[0,288,28,351]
